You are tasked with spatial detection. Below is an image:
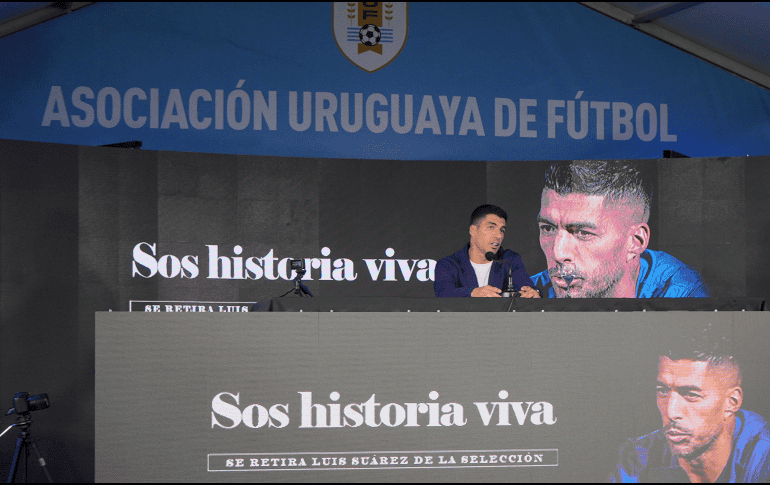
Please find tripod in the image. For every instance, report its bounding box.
[5,415,53,483]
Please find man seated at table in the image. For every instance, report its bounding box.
[530,160,710,298]
[610,325,770,483]
[434,204,540,298]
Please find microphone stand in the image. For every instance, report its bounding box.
[485,249,520,299]
[498,259,520,313]
[499,260,518,298]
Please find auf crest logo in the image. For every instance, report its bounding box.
[333,2,408,72]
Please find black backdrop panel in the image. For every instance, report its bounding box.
[745,157,770,298]
[319,159,486,297]
[0,140,85,482]
[657,158,747,297]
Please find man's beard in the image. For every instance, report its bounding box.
[548,261,623,298]
[664,423,719,461]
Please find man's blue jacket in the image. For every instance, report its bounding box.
[434,244,534,297]
[529,249,710,298]
[610,409,770,482]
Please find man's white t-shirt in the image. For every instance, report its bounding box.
[470,260,493,288]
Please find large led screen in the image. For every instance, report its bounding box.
[96,311,770,482]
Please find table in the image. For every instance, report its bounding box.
[255,297,766,312]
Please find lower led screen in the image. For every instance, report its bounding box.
[95,311,770,482]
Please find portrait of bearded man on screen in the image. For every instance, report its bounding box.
[610,325,770,483]
[530,160,709,298]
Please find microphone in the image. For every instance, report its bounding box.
[485,248,518,298]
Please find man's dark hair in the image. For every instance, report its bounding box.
[470,204,507,226]
[662,323,742,385]
[543,160,652,223]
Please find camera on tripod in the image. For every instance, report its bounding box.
[277,259,312,297]
[290,259,306,276]
[6,392,49,416]
[2,391,53,483]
